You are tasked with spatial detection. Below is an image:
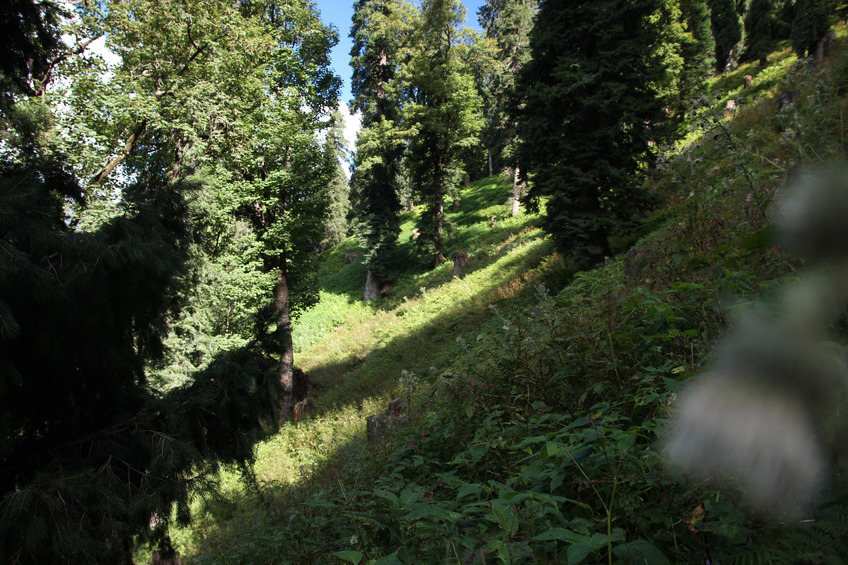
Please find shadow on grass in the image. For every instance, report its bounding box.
[180,243,570,562]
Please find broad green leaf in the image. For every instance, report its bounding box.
[613,539,671,565]
[333,550,363,564]
[534,528,581,543]
[457,482,482,500]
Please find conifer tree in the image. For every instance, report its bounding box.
[349,0,412,300]
[479,0,537,215]
[64,0,340,416]
[514,0,676,267]
[742,0,794,63]
[402,0,483,267]
[709,0,743,71]
[791,0,836,59]
[680,0,716,86]
[0,2,282,561]
[322,110,352,251]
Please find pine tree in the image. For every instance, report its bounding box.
[680,0,716,87]
[479,0,537,215]
[402,0,483,267]
[742,0,794,63]
[791,0,836,59]
[349,0,412,300]
[322,111,352,252]
[514,0,674,267]
[709,0,743,71]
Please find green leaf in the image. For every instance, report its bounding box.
[567,543,598,565]
[333,550,363,564]
[546,440,565,457]
[457,482,482,500]
[373,550,403,565]
[534,528,582,543]
[491,501,518,535]
[613,539,671,565]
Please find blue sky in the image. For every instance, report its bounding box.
[314,0,486,105]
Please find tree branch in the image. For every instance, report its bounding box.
[89,121,147,186]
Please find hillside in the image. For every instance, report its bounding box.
[168,32,848,565]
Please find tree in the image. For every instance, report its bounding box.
[63,0,340,417]
[350,0,420,299]
[791,0,836,59]
[0,2,281,562]
[479,0,537,215]
[742,0,793,63]
[402,0,483,267]
[322,110,352,251]
[514,0,676,267]
[679,0,715,90]
[709,0,743,71]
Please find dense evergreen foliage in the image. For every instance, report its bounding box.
[349,0,411,298]
[792,0,838,58]
[742,0,793,63]
[709,0,744,70]
[402,0,483,267]
[514,0,679,266]
[0,3,285,562]
[0,0,341,560]
[478,0,537,215]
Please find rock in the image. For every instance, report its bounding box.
[452,249,469,275]
[367,398,404,446]
[624,246,649,281]
[364,269,379,302]
[776,90,799,112]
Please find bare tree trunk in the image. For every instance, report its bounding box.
[276,265,295,421]
[511,165,521,217]
[364,268,379,302]
[488,148,493,177]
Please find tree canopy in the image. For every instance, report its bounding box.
[0,0,338,561]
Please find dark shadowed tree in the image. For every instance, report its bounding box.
[0,3,282,562]
[791,0,836,59]
[514,0,677,267]
[479,0,537,215]
[709,0,743,71]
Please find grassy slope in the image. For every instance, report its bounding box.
[166,28,848,564]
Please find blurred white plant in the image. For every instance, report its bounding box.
[665,168,848,517]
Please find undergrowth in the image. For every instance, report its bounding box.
[148,23,848,565]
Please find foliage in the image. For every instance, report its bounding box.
[477,0,537,178]
[514,0,677,267]
[680,0,716,87]
[349,0,413,294]
[741,0,792,63]
[0,4,284,562]
[709,0,743,71]
[401,0,484,267]
[791,0,838,58]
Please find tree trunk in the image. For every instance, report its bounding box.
[364,268,379,302]
[488,148,493,177]
[511,165,521,217]
[434,201,445,266]
[275,264,295,421]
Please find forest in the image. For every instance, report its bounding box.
[2,0,848,563]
